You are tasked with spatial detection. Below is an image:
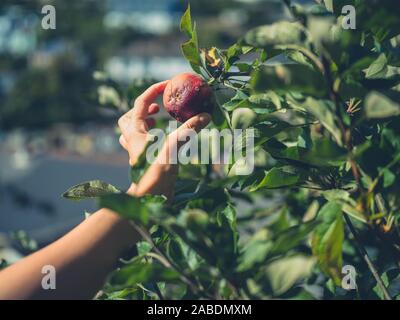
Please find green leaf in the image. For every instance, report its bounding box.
[300,98,343,146]
[244,21,306,49]
[238,220,318,271]
[251,166,300,191]
[237,229,271,271]
[137,241,153,256]
[249,91,282,110]
[323,0,334,12]
[178,209,209,231]
[62,180,121,200]
[110,261,180,287]
[218,204,239,252]
[322,189,366,223]
[382,168,396,188]
[0,259,8,270]
[231,108,257,129]
[180,5,201,73]
[262,137,347,167]
[312,201,344,285]
[365,54,388,79]
[180,5,193,38]
[365,91,400,119]
[97,85,121,108]
[251,64,326,97]
[182,35,201,72]
[98,193,166,225]
[265,255,315,296]
[10,230,38,253]
[268,220,319,258]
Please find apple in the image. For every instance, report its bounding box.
[163,73,215,122]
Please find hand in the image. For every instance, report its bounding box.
[118,81,168,166]
[118,80,211,199]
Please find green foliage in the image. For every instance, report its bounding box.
[62,180,121,200]
[64,1,400,300]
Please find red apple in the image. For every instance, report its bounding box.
[163,73,215,122]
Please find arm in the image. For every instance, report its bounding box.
[0,207,138,300]
[0,81,210,300]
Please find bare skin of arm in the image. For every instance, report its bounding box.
[0,81,211,300]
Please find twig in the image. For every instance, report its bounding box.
[344,214,392,300]
[131,222,215,299]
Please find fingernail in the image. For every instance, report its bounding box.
[199,113,211,126]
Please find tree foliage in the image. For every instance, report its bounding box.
[65,0,400,300]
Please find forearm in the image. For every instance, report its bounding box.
[0,208,138,300]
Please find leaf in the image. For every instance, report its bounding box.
[110,261,180,287]
[231,108,257,129]
[300,98,343,146]
[365,54,388,79]
[182,35,201,71]
[62,180,121,200]
[251,166,300,191]
[244,21,306,49]
[322,189,366,223]
[238,220,318,271]
[262,137,347,167]
[249,91,282,110]
[0,259,8,270]
[237,229,271,271]
[97,85,121,108]
[323,0,334,12]
[98,193,166,225]
[268,220,319,258]
[202,47,222,68]
[180,5,201,73]
[180,5,193,38]
[10,230,38,253]
[311,201,344,285]
[265,255,316,296]
[137,241,153,256]
[222,91,249,111]
[217,204,239,251]
[251,64,326,97]
[365,91,400,119]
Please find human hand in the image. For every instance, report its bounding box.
[118,81,168,166]
[118,80,211,199]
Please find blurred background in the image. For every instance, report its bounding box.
[0,0,303,262]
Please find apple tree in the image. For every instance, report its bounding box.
[64,0,400,300]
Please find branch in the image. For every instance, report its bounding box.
[131,223,215,299]
[344,214,392,300]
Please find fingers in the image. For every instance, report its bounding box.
[174,113,211,149]
[179,113,211,134]
[134,81,169,118]
[157,113,211,165]
[148,103,160,115]
[119,135,128,149]
[118,103,159,140]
